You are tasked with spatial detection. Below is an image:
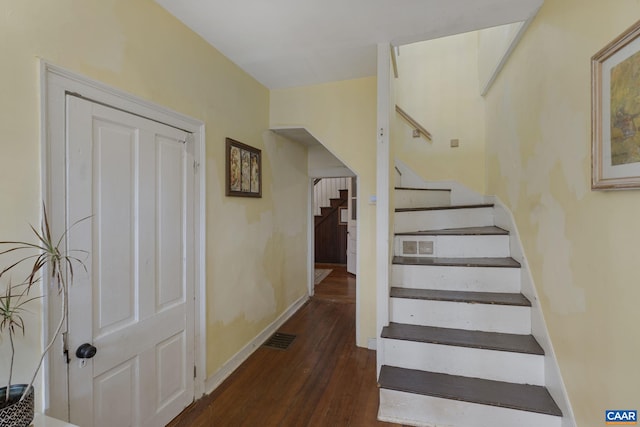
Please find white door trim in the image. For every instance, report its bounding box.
[346,177,357,275]
[40,61,206,420]
[375,43,391,376]
[307,178,315,297]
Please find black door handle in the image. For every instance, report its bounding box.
[76,343,97,359]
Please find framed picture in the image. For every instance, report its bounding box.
[592,19,640,189]
[226,138,262,197]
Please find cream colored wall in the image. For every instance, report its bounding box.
[207,130,308,371]
[477,21,526,94]
[485,1,640,425]
[395,32,486,194]
[270,77,378,346]
[0,0,308,393]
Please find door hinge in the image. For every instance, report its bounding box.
[193,160,200,172]
[194,365,197,378]
[62,332,70,364]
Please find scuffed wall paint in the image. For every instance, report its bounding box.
[492,80,523,207]
[207,132,308,371]
[270,77,378,347]
[485,0,640,424]
[0,0,308,396]
[395,32,486,194]
[531,191,586,315]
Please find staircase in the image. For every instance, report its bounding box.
[377,187,563,427]
[314,188,348,264]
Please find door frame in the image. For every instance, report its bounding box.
[308,173,359,339]
[346,176,357,275]
[40,61,206,420]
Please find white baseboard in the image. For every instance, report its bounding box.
[367,338,377,350]
[487,195,576,427]
[204,294,309,395]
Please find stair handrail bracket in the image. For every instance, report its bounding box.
[395,105,432,141]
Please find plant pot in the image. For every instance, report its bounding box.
[0,384,34,427]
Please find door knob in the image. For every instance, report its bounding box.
[76,343,97,359]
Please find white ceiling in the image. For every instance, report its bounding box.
[155,0,543,90]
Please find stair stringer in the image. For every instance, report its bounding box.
[488,195,576,427]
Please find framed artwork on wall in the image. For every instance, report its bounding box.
[592,19,640,190]
[226,138,262,197]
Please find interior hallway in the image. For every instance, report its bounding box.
[168,265,403,426]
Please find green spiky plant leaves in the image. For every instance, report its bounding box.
[0,204,88,404]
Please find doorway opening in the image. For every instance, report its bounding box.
[270,127,359,338]
[313,176,357,306]
[313,177,352,266]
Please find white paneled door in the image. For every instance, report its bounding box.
[65,96,195,427]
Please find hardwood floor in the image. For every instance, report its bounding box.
[312,263,356,304]
[167,265,403,427]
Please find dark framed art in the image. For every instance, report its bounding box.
[592,19,640,189]
[226,138,262,197]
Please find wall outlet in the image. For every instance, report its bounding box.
[450,138,459,148]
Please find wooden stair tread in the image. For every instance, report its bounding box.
[394,187,452,192]
[395,203,493,213]
[379,366,562,417]
[329,198,347,207]
[392,256,521,268]
[381,323,543,355]
[390,287,530,306]
[396,226,508,236]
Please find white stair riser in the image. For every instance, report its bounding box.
[378,389,561,427]
[390,299,530,334]
[394,207,494,233]
[394,235,510,258]
[391,265,521,293]
[382,339,544,386]
[394,190,451,209]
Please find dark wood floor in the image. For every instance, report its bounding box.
[167,265,403,427]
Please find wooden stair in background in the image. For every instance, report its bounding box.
[315,188,348,264]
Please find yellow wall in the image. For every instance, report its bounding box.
[395,33,486,194]
[270,77,378,346]
[0,0,308,393]
[477,21,525,94]
[485,1,640,425]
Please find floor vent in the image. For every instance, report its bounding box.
[263,332,297,350]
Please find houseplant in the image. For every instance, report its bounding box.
[0,205,87,426]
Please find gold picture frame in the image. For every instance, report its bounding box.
[226,138,262,197]
[592,19,640,190]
